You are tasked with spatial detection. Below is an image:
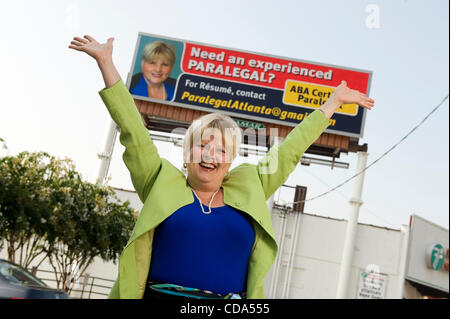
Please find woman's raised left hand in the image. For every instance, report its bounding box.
[332,80,374,109]
[319,80,374,118]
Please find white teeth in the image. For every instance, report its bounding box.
[200,163,215,169]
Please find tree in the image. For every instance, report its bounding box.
[0,137,6,252]
[0,150,137,294]
[45,174,136,293]
[0,151,58,268]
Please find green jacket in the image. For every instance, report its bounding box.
[99,80,330,299]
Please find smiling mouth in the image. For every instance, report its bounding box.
[199,162,217,170]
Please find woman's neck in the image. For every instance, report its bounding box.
[187,178,221,194]
[146,82,164,90]
[144,78,165,99]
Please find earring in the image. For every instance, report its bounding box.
[183,163,187,168]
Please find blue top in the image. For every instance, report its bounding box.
[147,193,255,294]
[129,73,176,101]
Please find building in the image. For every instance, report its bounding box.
[266,206,448,299]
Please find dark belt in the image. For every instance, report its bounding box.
[146,280,246,299]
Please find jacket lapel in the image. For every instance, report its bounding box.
[125,160,194,248]
[223,164,277,244]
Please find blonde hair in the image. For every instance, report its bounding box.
[141,41,176,68]
[183,113,242,164]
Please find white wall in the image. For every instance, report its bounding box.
[112,187,143,213]
[265,208,404,299]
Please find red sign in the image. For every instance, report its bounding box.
[181,43,370,93]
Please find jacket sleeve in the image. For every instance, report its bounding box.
[108,275,120,299]
[99,80,162,202]
[256,110,330,199]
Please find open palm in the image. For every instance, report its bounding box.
[69,35,114,63]
[333,81,374,110]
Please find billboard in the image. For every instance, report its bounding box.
[127,32,372,138]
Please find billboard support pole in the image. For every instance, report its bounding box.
[282,186,307,298]
[282,211,301,299]
[269,208,288,298]
[336,151,369,299]
[96,119,118,186]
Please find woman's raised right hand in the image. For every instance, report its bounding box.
[69,35,114,64]
[69,35,120,87]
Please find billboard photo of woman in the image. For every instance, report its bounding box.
[130,40,178,101]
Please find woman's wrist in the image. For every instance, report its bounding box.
[319,96,341,119]
[96,56,114,69]
[97,57,121,88]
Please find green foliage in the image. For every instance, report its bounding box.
[0,151,56,265]
[0,150,137,293]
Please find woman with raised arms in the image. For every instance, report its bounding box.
[69,35,374,299]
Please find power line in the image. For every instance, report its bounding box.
[279,167,400,228]
[285,93,449,205]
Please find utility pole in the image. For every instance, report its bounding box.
[336,150,369,298]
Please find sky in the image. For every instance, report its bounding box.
[0,0,448,230]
